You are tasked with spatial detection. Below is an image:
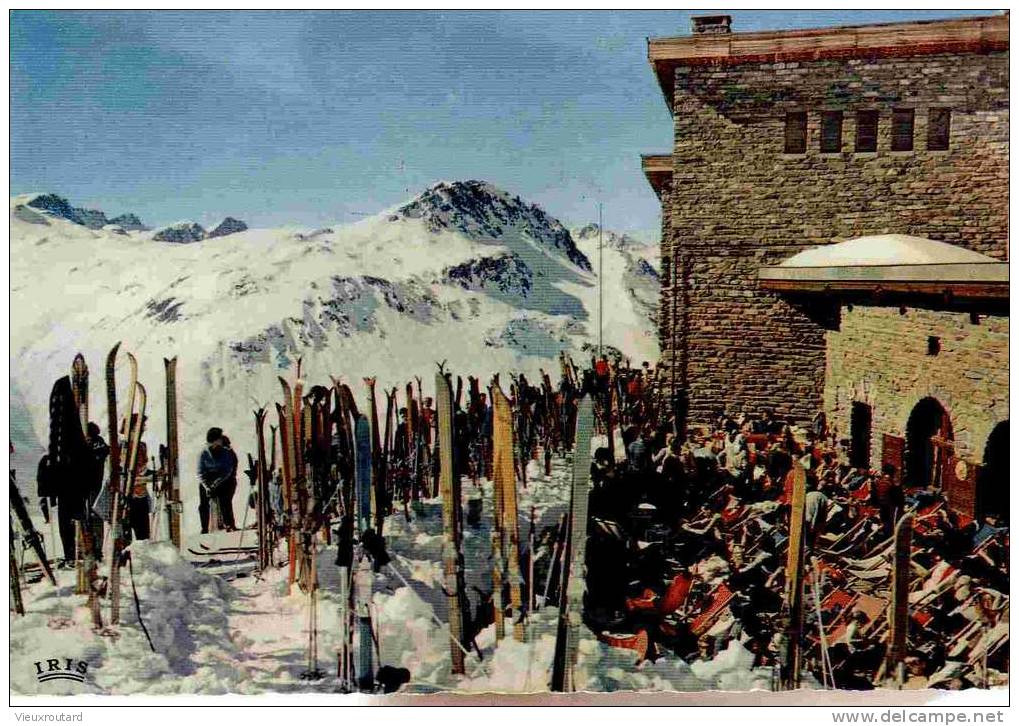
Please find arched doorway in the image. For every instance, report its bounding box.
[905,397,953,488]
[850,402,872,469]
[978,421,1008,524]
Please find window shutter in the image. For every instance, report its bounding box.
[891,108,915,151]
[784,112,807,154]
[820,111,843,153]
[928,108,951,151]
[855,110,878,152]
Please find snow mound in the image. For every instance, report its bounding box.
[11,541,244,696]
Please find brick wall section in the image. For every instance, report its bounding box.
[824,305,1008,465]
[659,50,1009,424]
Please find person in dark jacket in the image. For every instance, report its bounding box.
[84,422,109,558]
[47,376,92,563]
[871,463,904,534]
[198,427,238,533]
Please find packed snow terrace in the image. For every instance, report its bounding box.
[11,350,1007,694]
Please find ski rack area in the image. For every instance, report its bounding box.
[10,348,1009,694]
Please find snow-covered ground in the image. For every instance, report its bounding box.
[11,456,774,696]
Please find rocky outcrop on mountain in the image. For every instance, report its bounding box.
[73,207,109,230]
[397,180,592,272]
[575,223,648,253]
[208,217,248,239]
[24,193,146,231]
[25,193,78,222]
[444,253,533,298]
[153,222,207,244]
[109,213,147,231]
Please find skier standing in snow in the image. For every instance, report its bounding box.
[84,422,109,556]
[127,441,152,540]
[198,427,239,533]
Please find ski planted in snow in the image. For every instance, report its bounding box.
[550,394,594,692]
[253,408,272,571]
[491,382,524,642]
[112,379,146,625]
[353,414,375,690]
[436,367,467,675]
[887,512,915,687]
[72,353,107,627]
[164,357,182,550]
[70,355,92,596]
[10,472,57,586]
[782,463,808,690]
[102,344,123,623]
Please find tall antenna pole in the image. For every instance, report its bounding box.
[598,203,603,357]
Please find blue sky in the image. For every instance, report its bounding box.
[10,10,991,235]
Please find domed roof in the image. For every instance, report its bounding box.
[775,234,1000,268]
[759,234,1008,296]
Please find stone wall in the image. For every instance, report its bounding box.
[824,305,1008,466]
[659,50,1009,424]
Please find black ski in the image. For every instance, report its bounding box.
[10,472,57,586]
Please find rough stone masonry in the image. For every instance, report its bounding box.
[647,15,1008,427]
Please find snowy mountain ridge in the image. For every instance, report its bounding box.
[10,180,659,536]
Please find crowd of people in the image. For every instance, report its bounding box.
[579,361,1009,690]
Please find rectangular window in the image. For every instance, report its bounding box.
[855,110,878,152]
[784,112,807,154]
[820,111,843,153]
[891,108,915,151]
[928,108,951,150]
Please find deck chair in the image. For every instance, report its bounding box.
[819,519,871,556]
[967,616,1009,667]
[909,563,959,607]
[689,582,736,637]
[911,502,945,537]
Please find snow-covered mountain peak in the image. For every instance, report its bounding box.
[574,223,653,254]
[396,180,592,272]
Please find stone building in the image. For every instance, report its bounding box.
[642,14,1008,519]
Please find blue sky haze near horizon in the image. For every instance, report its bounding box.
[10,10,993,236]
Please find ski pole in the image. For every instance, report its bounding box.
[811,559,833,689]
[386,561,471,659]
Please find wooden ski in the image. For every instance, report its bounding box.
[551,395,594,692]
[783,463,807,690]
[71,355,90,596]
[364,378,383,531]
[887,512,915,687]
[492,383,524,642]
[436,368,467,674]
[164,357,182,550]
[276,394,296,591]
[111,381,145,625]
